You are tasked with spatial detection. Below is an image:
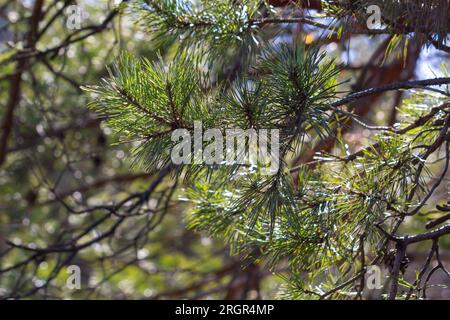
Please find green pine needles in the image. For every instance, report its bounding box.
[86,42,342,231]
[129,0,265,65]
[85,52,212,172]
[85,0,450,300]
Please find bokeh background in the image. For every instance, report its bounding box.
[0,0,449,299]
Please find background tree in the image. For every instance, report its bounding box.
[0,0,449,300]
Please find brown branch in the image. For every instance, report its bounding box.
[388,241,407,300]
[0,0,44,166]
[427,213,450,230]
[331,78,450,109]
[319,271,365,299]
[406,225,450,245]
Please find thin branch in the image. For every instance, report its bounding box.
[331,78,450,109]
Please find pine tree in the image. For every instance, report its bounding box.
[85,0,450,299]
